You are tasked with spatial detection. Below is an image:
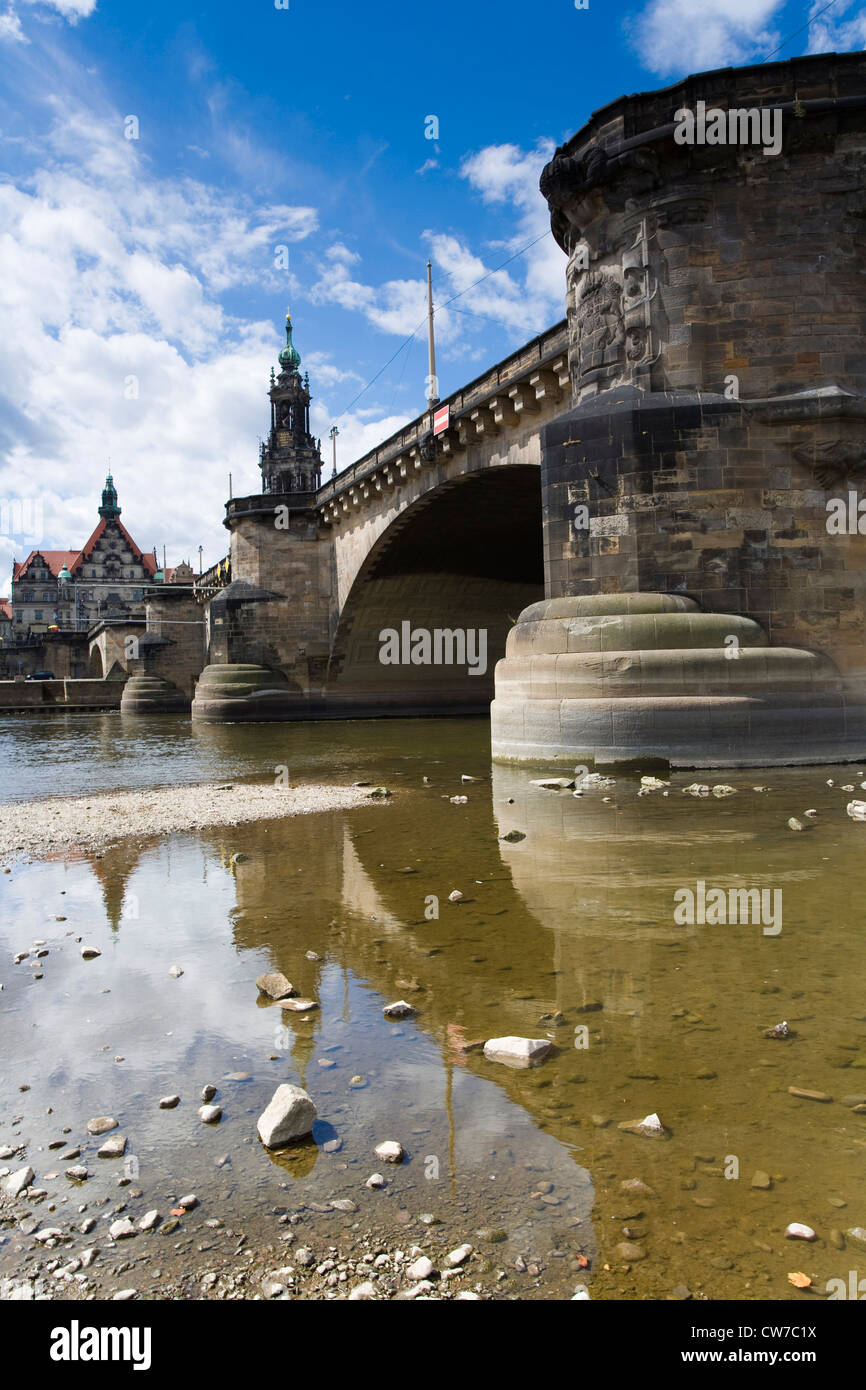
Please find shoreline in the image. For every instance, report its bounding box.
[0,781,388,865]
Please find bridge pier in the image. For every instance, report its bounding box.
[492,51,866,767]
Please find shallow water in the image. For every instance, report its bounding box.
[1,713,865,1300]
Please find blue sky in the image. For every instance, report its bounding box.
[1,0,865,574]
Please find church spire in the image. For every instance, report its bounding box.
[259,308,322,495]
[99,473,121,519]
[278,308,301,374]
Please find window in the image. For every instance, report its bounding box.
[43,591,51,601]
[14,611,21,622]
[34,611,43,620]
[91,570,96,578]
[24,591,33,601]
[129,570,135,578]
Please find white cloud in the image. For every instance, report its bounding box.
[22,0,99,20]
[0,98,320,576]
[626,0,785,78]
[0,7,27,42]
[806,0,866,53]
[309,139,564,360]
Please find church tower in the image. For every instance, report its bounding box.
[260,310,322,493]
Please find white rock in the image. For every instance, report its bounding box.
[482,1036,552,1069]
[109,1218,136,1241]
[572,1284,591,1300]
[449,796,468,804]
[711,784,736,797]
[348,1281,377,1300]
[448,890,464,903]
[365,1172,385,1189]
[112,1289,137,1300]
[374,1140,404,1164]
[407,1256,435,1281]
[168,965,184,978]
[619,1112,667,1137]
[3,1166,34,1198]
[530,777,575,790]
[34,1227,63,1242]
[80,1247,98,1268]
[640,776,670,790]
[446,1243,472,1268]
[846,801,866,821]
[383,1000,416,1019]
[263,1280,287,1298]
[785,1222,817,1241]
[256,971,295,999]
[159,1095,180,1109]
[455,1291,481,1300]
[97,1135,126,1158]
[80,946,101,959]
[257,1084,317,1148]
[201,1084,217,1102]
[198,1104,222,1124]
[138,1210,160,1232]
[178,1193,198,1210]
[683,783,710,797]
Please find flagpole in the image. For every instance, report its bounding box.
[426,260,439,413]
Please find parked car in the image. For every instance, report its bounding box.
[26,670,55,681]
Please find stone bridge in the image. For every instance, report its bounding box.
[195,324,570,719]
[179,50,866,766]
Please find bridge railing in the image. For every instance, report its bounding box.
[315,319,568,508]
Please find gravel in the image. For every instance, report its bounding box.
[0,781,388,864]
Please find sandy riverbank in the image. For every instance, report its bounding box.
[0,781,388,864]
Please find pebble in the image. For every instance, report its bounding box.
[383,1000,416,1019]
[348,1281,377,1299]
[168,965,184,978]
[87,1117,118,1136]
[784,1223,816,1241]
[446,1243,472,1268]
[159,1096,180,1109]
[374,1141,404,1164]
[113,1289,137,1301]
[618,1112,666,1137]
[750,1171,773,1190]
[138,1210,160,1232]
[80,947,101,959]
[482,1036,552,1068]
[98,1136,127,1159]
[256,972,295,1000]
[323,1138,342,1153]
[201,1085,217,1103]
[109,1218,137,1241]
[281,998,318,1012]
[788,1087,832,1102]
[178,1194,198,1210]
[65,1166,88,1182]
[3,1166,34,1198]
[407,1256,435,1280]
[330,1199,357,1213]
[616,1242,646,1261]
[199,1105,222,1124]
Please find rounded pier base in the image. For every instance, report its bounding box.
[190,663,294,723]
[120,673,189,715]
[491,594,866,768]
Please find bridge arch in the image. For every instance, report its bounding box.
[325,464,543,714]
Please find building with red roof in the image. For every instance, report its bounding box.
[8,477,190,635]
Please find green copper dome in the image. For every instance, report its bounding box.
[278,311,301,372]
[99,473,121,519]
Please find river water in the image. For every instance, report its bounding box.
[1,711,865,1301]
